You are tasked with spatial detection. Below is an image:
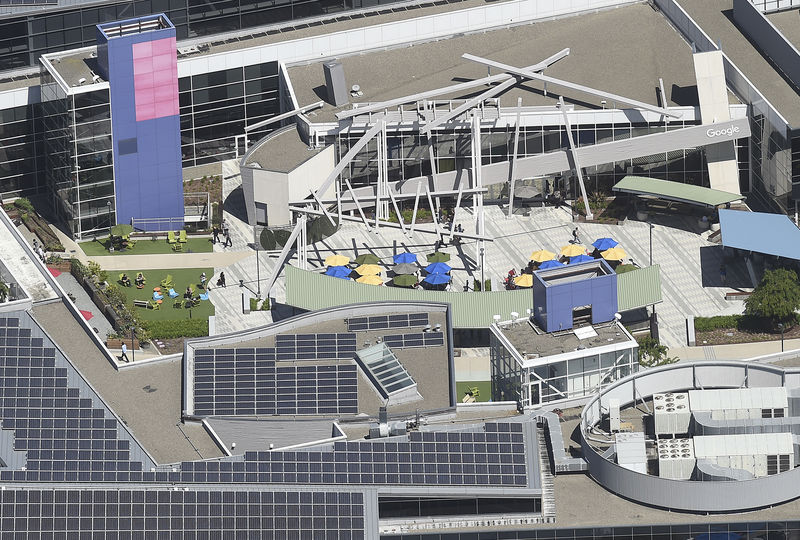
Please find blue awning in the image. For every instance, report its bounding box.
[719,209,800,260]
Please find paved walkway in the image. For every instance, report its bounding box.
[673,338,800,363]
[84,251,250,271]
[52,271,115,340]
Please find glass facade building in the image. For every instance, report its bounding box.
[335,118,751,198]
[490,323,639,408]
[39,69,115,238]
[0,0,446,74]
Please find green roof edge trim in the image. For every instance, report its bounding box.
[612,175,744,207]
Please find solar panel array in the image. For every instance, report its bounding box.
[224,422,527,487]
[356,344,415,396]
[0,489,366,537]
[0,0,58,5]
[193,348,358,416]
[274,333,357,360]
[347,313,429,332]
[0,315,151,483]
[382,331,444,348]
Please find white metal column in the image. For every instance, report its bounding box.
[472,114,486,286]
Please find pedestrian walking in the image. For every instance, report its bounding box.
[222,218,229,237]
[212,227,219,244]
[223,231,232,248]
[216,272,226,288]
[720,264,727,285]
[200,272,207,289]
[121,342,129,363]
[572,227,579,244]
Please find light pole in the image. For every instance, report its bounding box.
[778,323,785,352]
[106,200,112,228]
[131,327,135,363]
[649,222,654,266]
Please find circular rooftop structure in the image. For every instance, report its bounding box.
[580,361,800,513]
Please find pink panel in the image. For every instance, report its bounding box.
[133,37,178,122]
[132,41,152,59]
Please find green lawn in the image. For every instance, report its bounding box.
[456,380,492,403]
[79,236,213,256]
[115,267,215,322]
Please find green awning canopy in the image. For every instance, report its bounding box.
[617,265,662,312]
[612,176,744,208]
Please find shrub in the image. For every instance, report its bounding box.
[141,318,208,339]
[484,279,492,292]
[13,197,33,213]
[745,268,800,329]
[694,315,742,332]
[249,297,259,312]
[261,297,270,311]
[473,279,482,292]
[70,258,89,280]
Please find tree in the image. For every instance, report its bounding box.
[637,336,678,367]
[744,268,800,328]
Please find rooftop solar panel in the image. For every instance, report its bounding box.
[192,348,358,416]
[347,313,430,332]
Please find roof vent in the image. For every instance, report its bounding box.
[78,77,86,85]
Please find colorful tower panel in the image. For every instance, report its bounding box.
[96,15,183,230]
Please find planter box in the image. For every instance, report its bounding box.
[48,261,72,272]
[106,338,140,349]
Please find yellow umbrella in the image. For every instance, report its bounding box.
[356,275,383,286]
[601,247,627,261]
[355,264,382,276]
[529,249,556,263]
[513,274,534,288]
[560,244,586,258]
[324,254,350,266]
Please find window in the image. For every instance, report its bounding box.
[255,202,268,226]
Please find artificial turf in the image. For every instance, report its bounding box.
[456,380,492,402]
[79,236,213,256]
[115,267,215,322]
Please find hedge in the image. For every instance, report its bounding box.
[141,318,208,339]
[694,315,742,332]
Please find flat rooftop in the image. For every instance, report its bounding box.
[500,320,633,359]
[0,216,57,303]
[680,0,800,126]
[31,302,224,464]
[537,261,611,286]
[44,48,105,91]
[245,125,324,172]
[288,3,710,123]
[206,418,338,454]
[766,9,800,57]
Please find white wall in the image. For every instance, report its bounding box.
[287,144,336,203]
[177,0,640,78]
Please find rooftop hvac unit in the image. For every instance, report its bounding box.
[609,398,621,432]
[653,392,690,436]
[688,387,788,420]
[323,60,348,107]
[615,432,647,474]
[657,438,696,480]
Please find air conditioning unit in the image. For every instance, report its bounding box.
[657,438,695,480]
[609,398,621,432]
[653,392,690,435]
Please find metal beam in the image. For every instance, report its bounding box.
[289,206,494,240]
[448,184,464,240]
[558,96,592,220]
[309,189,336,228]
[409,182,421,237]
[425,186,443,241]
[386,185,406,235]
[344,178,372,231]
[507,97,523,218]
[337,48,570,120]
[420,77,518,134]
[244,101,324,132]
[310,186,488,206]
[462,53,680,118]
[315,123,382,200]
[263,216,306,294]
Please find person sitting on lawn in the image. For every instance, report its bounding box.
[200,272,207,289]
[184,286,193,300]
[120,273,131,287]
[135,273,145,289]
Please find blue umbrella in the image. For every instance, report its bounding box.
[425,262,452,274]
[592,237,618,251]
[569,254,595,264]
[423,273,451,285]
[393,252,417,264]
[538,260,565,269]
[324,266,351,279]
